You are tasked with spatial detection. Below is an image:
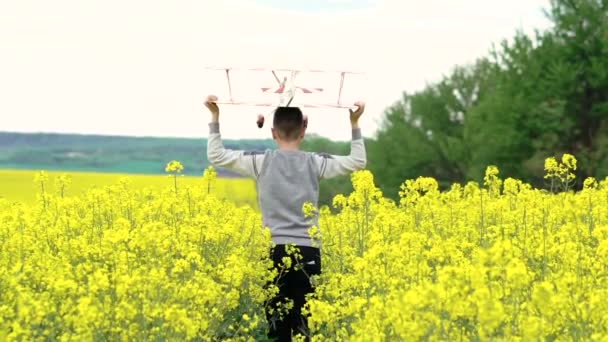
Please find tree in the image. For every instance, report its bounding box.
[370,0,608,193]
[543,0,608,178]
[369,59,495,199]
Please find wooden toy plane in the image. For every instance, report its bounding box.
[205,67,363,127]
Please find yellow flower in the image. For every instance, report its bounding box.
[33,170,49,184]
[303,202,318,218]
[544,157,558,179]
[561,153,577,170]
[583,177,597,190]
[165,160,184,173]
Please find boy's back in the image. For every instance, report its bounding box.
[256,149,321,247]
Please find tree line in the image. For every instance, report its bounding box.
[313,0,608,204]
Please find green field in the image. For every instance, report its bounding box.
[0,169,258,208]
[0,131,277,177]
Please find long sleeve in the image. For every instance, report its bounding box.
[314,128,367,179]
[206,122,264,178]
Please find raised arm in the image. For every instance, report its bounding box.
[205,95,264,178]
[314,101,367,179]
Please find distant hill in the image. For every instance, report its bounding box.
[0,131,276,177]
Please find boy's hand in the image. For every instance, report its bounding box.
[204,95,220,122]
[349,101,365,128]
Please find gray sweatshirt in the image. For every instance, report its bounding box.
[207,122,366,248]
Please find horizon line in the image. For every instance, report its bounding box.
[0,130,358,142]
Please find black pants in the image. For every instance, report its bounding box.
[265,245,321,342]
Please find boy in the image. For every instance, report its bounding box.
[204,94,366,341]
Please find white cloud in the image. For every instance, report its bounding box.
[0,0,551,141]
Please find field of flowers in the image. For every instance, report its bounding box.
[0,169,257,208]
[1,155,608,341]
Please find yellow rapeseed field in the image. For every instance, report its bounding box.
[0,169,258,209]
[1,155,608,341]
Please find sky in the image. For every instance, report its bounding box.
[0,0,552,141]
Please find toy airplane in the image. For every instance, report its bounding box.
[205,67,364,128]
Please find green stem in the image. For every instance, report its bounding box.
[174,174,178,195]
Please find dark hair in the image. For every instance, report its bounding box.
[273,107,304,141]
